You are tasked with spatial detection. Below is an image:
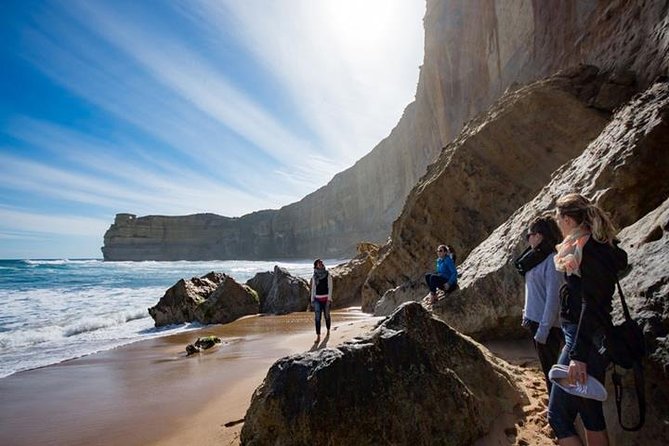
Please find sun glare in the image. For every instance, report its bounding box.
[322,1,407,52]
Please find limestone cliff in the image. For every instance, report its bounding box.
[102,0,668,261]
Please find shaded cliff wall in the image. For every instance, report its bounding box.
[102,0,669,261]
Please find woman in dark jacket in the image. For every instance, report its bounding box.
[514,215,564,394]
[547,193,627,446]
[310,259,333,342]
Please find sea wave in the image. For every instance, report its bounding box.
[0,325,63,349]
[63,309,150,337]
[0,309,150,348]
[24,259,102,266]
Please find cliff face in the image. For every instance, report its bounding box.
[103,0,669,261]
[362,67,618,311]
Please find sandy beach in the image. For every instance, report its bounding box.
[0,308,382,446]
[0,308,553,446]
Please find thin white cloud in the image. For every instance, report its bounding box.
[19,5,344,202]
[0,207,108,237]
[67,1,343,186]
[19,27,280,189]
[190,0,424,164]
[0,150,276,218]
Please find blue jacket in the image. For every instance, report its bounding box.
[435,256,457,287]
[523,253,562,344]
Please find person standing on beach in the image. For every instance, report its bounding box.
[514,215,564,393]
[310,259,333,342]
[547,193,627,446]
[425,244,458,304]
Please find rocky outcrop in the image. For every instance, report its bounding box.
[431,80,669,340]
[148,272,258,326]
[373,281,429,317]
[608,197,669,443]
[328,242,380,309]
[247,266,310,315]
[240,302,523,446]
[362,67,613,312]
[185,336,222,355]
[101,0,669,262]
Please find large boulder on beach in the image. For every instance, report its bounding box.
[240,302,523,446]
[247,266,310,315]
[148,272,258,326]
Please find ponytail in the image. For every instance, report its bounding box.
[586,204,617,244]
[556,193,618,244]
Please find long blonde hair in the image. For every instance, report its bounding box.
[555,193,617,244]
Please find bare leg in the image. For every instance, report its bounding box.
[558,436,582,446]
[585,430,608,446]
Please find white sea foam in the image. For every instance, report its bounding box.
[0,258,331,378]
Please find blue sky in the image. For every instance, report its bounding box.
[0,1,425,259]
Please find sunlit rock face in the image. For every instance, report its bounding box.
[328,242,380,309]
[432,81,669,340]
[247,266,310,315]
[148,272,258,326]
[362,68,612,312]
[102,0,668,262]
[611,197,669,444]
[240,302,522,446]
[431,81,669,446]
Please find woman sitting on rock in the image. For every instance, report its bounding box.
[425,244,458,304]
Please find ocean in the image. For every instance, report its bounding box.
[0,258,332,378]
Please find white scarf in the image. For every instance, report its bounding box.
[554,229,590,277]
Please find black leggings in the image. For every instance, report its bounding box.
[524,320,564,394]
[425,273,448,293]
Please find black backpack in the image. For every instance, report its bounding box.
[602,279,646,431]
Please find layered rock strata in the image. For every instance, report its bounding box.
[327,242,379,309]
[434,81,669,340]
[102,0,669,261]
[363,67,614,312]
[425,81,669,445]
[240,302,522,446]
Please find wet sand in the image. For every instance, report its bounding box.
[0,308,382,446]
[0,307,554,446]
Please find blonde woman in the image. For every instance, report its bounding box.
[547,194,627,446]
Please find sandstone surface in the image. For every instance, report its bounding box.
[433,81,669,340]
[240,302,522,446]
[422,81,668,445]
[327,242,379,309]
[608,196,669,443]
[363,68,611,312]
[148,272,258,327]
[247,266,310,315]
